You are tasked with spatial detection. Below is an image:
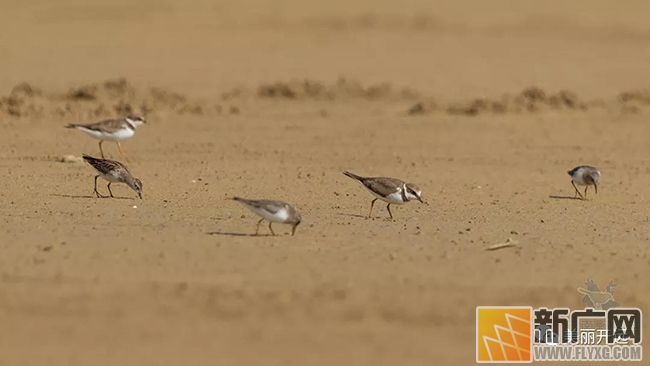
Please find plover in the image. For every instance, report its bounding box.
[233,197,302,236]
[343,171,423,219]
[66,114,147,162]
[82,154,143,199]
[568,165,600,200]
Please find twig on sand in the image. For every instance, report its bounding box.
[485,238,519,251]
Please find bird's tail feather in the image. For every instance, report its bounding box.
[232,197,255,207]
[82,154,98,163]
[342,171,363,181]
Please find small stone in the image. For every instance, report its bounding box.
[59,155,83,163]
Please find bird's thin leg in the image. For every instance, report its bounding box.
[386,203,393,220]
[255,218,264,235]
[93,175,106,198]
[572,181,584,200]
[268,222,276,236]
[107,182,114,198]
[584,186,588,200]
[368,198,377,218]
[116,142,130,163]
[99,140,105,159]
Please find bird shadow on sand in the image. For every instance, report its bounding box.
[337,212,396,221]
[337,212,368,219]
[548,195,583,201]
[206,231,273,237]
[53,194,133,200]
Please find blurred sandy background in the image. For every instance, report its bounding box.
[1,1,650,365]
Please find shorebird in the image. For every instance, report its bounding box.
[342,171,422,219]
[82,154,143,199]
[233,197,301,236]
[66,114,147,162]
[568,166,600,200]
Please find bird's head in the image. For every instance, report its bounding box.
[405,183,423,203]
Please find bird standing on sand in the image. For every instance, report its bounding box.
[233,197,302,236]
[82,154,143,199]
[568,165,600,200]
[66,114,147,162]
[342,171,423,219]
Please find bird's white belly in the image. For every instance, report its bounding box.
[98,171,123,182]
[253,207,290,223]
[572,175,590,186]
[80,127,134,141]
[369,190,407,204]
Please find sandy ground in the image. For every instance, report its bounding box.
[1,1,650,365]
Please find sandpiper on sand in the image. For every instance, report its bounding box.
[343,171,422,219]
[66,114,147,162]
[233,197,302,236]
[568,165,600,200]
[83,154,143,199]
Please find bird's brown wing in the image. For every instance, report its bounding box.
[362,177,403,196]
[234,198,289,214]
[251,200,289,214]
[83,154,129,175]
[76,118,128,133]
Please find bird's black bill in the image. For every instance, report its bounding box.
[292,224,299,236]
[595,184,598,194]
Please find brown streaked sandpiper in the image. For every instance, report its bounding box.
[343,171,422,219]
[82,154,143,199]
[233,197,302,236]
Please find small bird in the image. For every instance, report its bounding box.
[568,165,600,200]
[82,154,143,199]
[343,171,423,219]
[66,114,147,162]
[233,197,301,236]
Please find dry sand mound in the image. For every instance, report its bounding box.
[408,86,586,116]
[408,86,650,116]
[0,78,210,120]
[617,89,650,114]
[446,87,585,116]
[3,78,648,121]
[257,77,420,101]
